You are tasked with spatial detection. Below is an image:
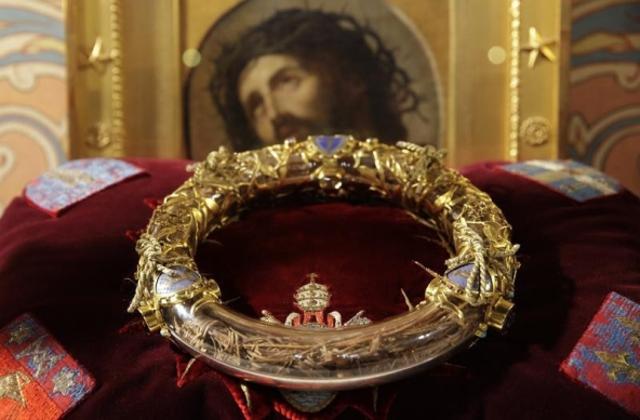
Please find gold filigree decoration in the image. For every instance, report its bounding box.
[261,274,367,412]
[130,136,519,389]
[520,116,552,146]
[294,273,330,313]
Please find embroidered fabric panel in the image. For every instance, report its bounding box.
[500,160,621,202]
[24,158,145,216]
[560,292,640,416]
[0,314,95,419]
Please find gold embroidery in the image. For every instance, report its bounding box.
[617,316,640,345]
[595,351,640,383]
[46,168,95,186]
[7,323,34,345]
[52,368,77,396]
[0,371,30,407]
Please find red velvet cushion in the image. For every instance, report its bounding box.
[0,159,638,419]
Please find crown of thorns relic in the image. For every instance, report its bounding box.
[130,135,519,390]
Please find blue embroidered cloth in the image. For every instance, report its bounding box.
[501,160,621,202]
[24,158,144,216]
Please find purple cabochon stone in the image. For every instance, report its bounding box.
[314,135,347,155]
[446,263,480,291]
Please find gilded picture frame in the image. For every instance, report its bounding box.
[65,0,569,167]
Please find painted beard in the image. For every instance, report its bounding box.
[270,114,331,141]
[270,105,356,142]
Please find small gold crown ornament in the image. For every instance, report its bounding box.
[294,273,330,312]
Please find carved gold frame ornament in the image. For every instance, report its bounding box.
[65,0,569,165]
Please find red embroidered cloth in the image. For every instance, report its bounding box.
[0,159,639,419]
[0,314,95,419]
[560,292,640,416]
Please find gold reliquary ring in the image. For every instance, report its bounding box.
[129,135,519,390]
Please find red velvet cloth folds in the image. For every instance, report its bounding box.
[0,159,638,419]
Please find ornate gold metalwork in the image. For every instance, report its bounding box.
[520,116,552,147]
[66,1,569,164]
[521,27,557,69]
[78,37,114,73]
[130,136,519,390]
[85,123,113,150]
[294,274,331,313]
[262,274,369,412]
[67,0,126,157]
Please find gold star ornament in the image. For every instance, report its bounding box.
[521,27,557,68]
[78,37,115,73]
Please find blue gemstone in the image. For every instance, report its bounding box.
[314,135,347,155]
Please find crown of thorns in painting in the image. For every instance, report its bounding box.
[208,8,426,151]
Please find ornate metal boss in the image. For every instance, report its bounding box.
[130,135,519,390]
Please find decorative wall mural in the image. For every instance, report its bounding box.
[567,0,640,195]
[0,0,67,215]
